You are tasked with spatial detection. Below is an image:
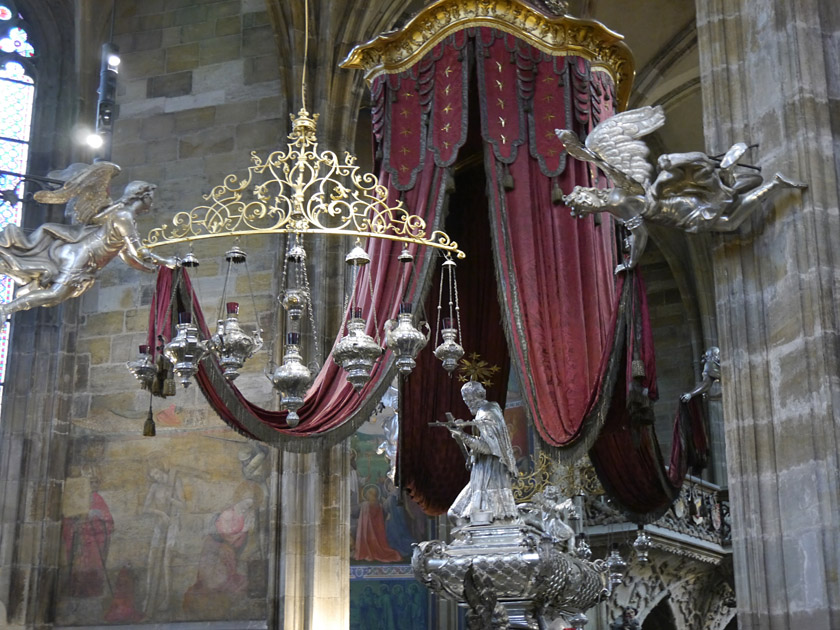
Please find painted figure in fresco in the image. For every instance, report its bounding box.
[0,161,177,317]
[104,566,145,623]
[238,444,270,561]
[556,106,806,273]
[357,584,396,630]
[182,481,263,618]
[354,484,402,563]
[445,380,519,526]
[61,472,114,598]
[141,456,185,616]
[681,346,721,402]
[383,479,417,558]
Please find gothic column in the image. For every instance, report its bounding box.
[276,442,351,630]
[0,305,77,628]
[695,1,840,628]
[261,4,414,628]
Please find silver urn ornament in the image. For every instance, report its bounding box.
[575,533,593,561]
[282,288,307,322]
[208,302,263,381]
[384,303,430,375]
[269,332,312,427]
[333,308,383,391]
[163,313,208,388]
[605,544,628,589]
[633,526,652,564]
[126,344,156,387]
[433,318,464,373]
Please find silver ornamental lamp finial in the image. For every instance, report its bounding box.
[268,235,319,425]
[575,532,593,561]
[163,312,208,388]
[206,245,264,381]
[433,256,464,373]
[333,239,382,389]
[180,250,200,268]
[633,525,652,563]
[269,332,312,427]
[384,302,430,375]
[333,307,383,390]
[208,302,264,381]
[605,543,628,590]
[126,344,156,386]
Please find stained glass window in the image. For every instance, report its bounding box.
[0,8,34,408]
[0,26,32,57]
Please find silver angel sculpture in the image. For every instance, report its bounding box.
[680,346,721,402]
[556,106,806,273]
[0,162,177,317]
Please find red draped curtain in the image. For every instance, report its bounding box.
[387,29,628,510]
[383,28,707,515]
[477,31,620,455]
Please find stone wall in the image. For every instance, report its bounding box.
[55,0,287,625]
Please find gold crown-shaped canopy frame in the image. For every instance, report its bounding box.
[144,108,465,258]
[340,0,635,111]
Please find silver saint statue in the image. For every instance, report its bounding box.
[442,380,519,526]
[0,162,177,317]
[556,106,806,273]
[681,346,721,402]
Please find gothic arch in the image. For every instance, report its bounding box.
[642,594,679,630]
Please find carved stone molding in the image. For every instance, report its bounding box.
[608,553,735,630]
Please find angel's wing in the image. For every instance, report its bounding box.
[585,105,665,186]
[556,105,665,193]
[33,162,121,224]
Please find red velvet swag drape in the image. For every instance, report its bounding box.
[587,273,709,518]
[146,171,450,450]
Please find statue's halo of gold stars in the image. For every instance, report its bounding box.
[457,352,501,387]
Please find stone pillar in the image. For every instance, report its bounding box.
[695,1,840,628]
[0,304,77,628]
[277,441,350,630]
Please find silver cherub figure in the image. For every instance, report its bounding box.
[680,346,721,403]
[556,106,806,273]
[0,162,177,317]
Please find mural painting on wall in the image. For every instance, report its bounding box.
[57,432,271,625]
[502,373,534,477]
[350,404,431,564]
[350,568,429,629]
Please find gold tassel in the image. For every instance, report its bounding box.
[551,177,563,204]
[502,164,514,190]
[143,407,156,437]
